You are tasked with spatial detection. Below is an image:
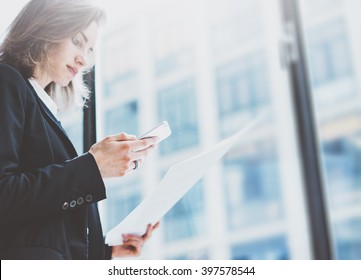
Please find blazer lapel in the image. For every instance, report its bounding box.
[26,81,79,157]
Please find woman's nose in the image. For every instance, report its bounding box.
[75,52,88,68]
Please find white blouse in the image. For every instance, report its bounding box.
[28,78,58,119]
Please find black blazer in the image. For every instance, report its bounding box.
[0,64,109,259]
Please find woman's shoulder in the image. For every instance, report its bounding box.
[0,63,26,82]
[0,63,29,90]
[0,63,31,101]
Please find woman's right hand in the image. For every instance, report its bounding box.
[89,132,157,178]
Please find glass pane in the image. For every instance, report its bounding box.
[58,110,84,155]
[96,0,311,259]
[299,0,361,259]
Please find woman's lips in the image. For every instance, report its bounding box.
[67,66,78,76]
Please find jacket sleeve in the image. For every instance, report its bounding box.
[0,65,106,226]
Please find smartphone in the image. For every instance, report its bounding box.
[139,121,171,144]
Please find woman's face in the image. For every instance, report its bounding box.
[36,21,99,88]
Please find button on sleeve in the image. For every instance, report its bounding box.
[70,200,77,208]
[62,202,69,210]
[85,195,93,203]
[77,197,84,205]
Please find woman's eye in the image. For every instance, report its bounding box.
[72,37,81,47]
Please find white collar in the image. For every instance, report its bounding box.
[28,78,58,119]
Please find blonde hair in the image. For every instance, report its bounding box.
[0,0,106,110]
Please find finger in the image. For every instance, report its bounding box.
[122,234,143,242]
[152,221,160,230]
[132,144,158,154]
[139,136,159,142]
[121,233,146,255]
[123,238,144,252]
[122,244,139,254]
[129,138,158,152]
[142,224,154,241]
[106,133,137,142]
[131,146,156,163]
[123,239,142,247]
[143,222,160,240]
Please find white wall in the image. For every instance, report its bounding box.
[0,1,29,36]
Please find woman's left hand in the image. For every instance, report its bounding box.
[111,222,160,258]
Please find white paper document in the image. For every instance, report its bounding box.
[105,114,266,245]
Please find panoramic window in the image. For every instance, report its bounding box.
[96,0,310,260]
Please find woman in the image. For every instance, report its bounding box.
[0,0,158,260]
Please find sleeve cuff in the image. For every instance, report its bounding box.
[104,243,112,260]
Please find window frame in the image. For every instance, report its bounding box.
[279,0,333,259]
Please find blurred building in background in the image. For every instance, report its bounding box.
[300,0,361,259]
[95,0,302,260]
